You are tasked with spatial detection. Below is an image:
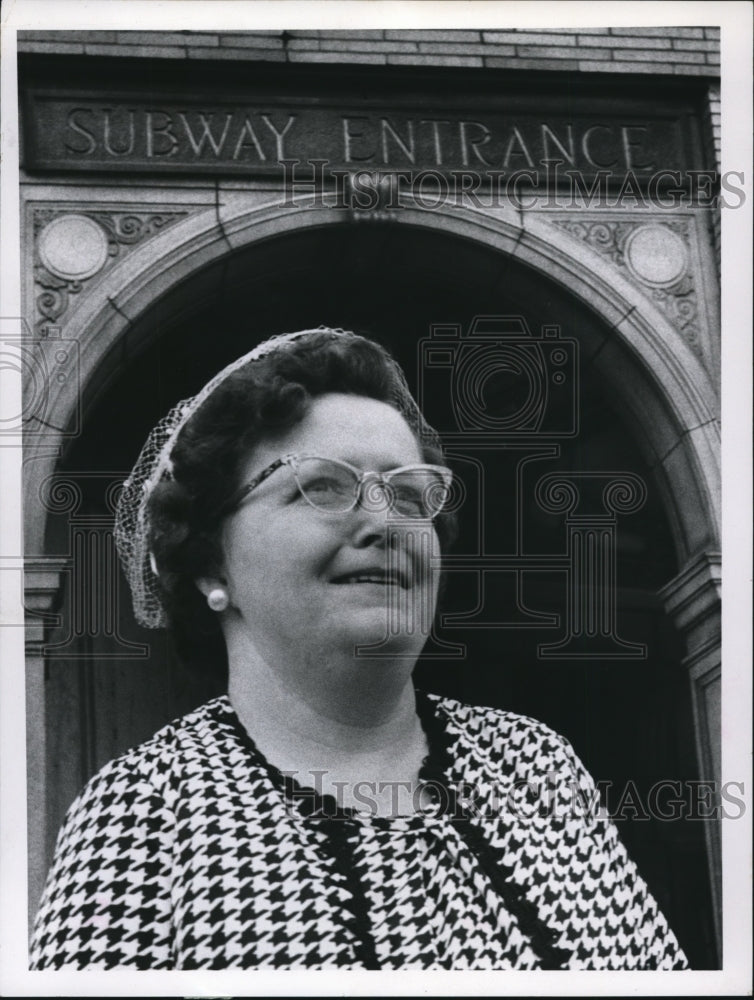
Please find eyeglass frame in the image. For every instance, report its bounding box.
[220,452,454,520]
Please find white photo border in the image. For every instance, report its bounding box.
[1,1,750,995]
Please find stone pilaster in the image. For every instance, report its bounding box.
[24,557,69,927]
[659,550,722,950]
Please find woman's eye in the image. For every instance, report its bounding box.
[396,500,424,516]
[303,476,347,495]
[392,488,425,515]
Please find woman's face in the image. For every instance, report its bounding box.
[212,392,441,672]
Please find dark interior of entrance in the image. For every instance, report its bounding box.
[42,221,717,966]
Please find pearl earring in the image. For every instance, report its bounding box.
[207,587,229,613]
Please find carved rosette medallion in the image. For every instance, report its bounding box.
[551,219,701,353]
[33,209,188,335]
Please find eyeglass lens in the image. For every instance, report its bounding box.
[292,458,449,517]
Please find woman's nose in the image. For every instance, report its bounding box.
[350,496,391,548]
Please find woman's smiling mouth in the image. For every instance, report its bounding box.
[331,568,409,588]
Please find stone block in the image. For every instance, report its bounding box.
[186,46,286,61]
[287,51,386,64]
[287,29,383,39]
[483,30,575,45]
[578,34,671,48]
[486,56,579,71]
[321,39,417,53]
[516,45,588,59]
[672,38,720,51]
[672,64,719,76]
[417,42,495,55]
[571,48,611,60]
[19,41,85,54]
[478,44,516,57]
[287,38,321,50]
[592,60,666,74]
[21,30,118,42]
[318,30,386,40]
[84,43,186,59]
[665,27,706,38]
[386,53,483,67]
[116,31,195,46]
[612,49,705,63]
[384,30,481,42]
[218,34,284,49]
[609,27,681,37]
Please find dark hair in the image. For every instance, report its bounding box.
[147,330,457,672]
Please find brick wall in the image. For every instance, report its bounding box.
[705,82,722,169]
[18,27,721,76]
[703,82,722,262]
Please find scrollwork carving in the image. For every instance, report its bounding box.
[555,220,634,268]
[552,218,702,354]
[34,265,83,330]
[91,211,188,255]
[32,208,188,334]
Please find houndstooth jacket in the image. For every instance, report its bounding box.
[30,692,688,970]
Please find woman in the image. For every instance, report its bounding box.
[30,327,687,971]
